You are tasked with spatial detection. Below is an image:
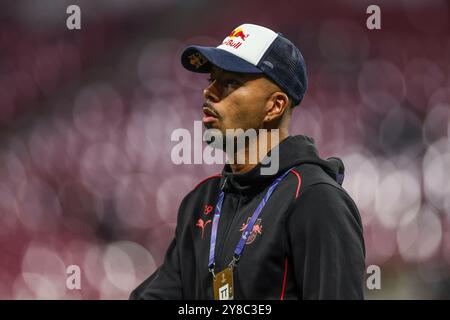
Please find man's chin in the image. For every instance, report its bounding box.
[203,127,226,150]
[203,122,213,130]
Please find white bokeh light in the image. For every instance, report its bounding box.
[21,244,66,299]
[103,245,136,293]
[103,241,156,295]
[83,244,105,292]
[291,99,323,147]
[341,151,379,226]
[126,97,184,173]
[397,205,443,263]
[374,163,421,229]
[423,138,450,212]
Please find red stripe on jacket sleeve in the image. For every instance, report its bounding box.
[280,257,288,300]
[289,169,302,199]
[280,169,302,299]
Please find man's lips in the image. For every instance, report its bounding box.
[202,106,219,123]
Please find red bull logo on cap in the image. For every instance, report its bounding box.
[229,27,249,41]
[222,27,250,49]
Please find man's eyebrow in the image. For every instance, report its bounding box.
[212,72,248,83]
[228,72,245,79]
[209,69,264,85]
[210,67,244,78]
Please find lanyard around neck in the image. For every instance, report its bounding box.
[208,167,294,271]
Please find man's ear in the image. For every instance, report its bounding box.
[264,92,290,123]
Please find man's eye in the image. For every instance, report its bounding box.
[207,77,240,87]
[225,79,239,86]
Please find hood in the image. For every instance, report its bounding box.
[220,135,345,195]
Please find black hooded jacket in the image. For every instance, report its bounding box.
[131,135,366,300]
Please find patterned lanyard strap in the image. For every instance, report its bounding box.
[208,167,294,276]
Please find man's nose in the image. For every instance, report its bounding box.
[203,82,220,102]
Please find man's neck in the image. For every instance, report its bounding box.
[229,162,257,175]
[229,129,288,174]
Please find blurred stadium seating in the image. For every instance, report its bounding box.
[0,0,449,299]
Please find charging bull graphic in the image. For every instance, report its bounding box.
[229,27,249,41]
[240,218,263,245]
[222,27,250,49]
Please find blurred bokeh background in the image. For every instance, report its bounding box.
[0,0,449,299]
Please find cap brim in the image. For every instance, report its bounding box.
[181,46,263,74]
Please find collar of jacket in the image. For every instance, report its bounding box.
[218,135,345,196]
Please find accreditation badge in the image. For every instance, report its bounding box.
[213,266,234,300]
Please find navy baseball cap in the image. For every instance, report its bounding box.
[181,23,308,106]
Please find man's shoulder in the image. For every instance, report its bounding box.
[289,163,343,193]
[192,173,222,190]
[288,162,359,211]
[174,173,222,225]
[286,164,362,232]
[288,163,361,222]
[181,173,222,204]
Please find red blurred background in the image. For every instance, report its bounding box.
[0,0,449,299]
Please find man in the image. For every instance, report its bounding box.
[131,23,365,300]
